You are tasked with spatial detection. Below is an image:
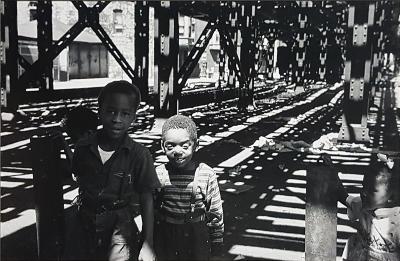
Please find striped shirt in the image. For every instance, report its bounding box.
[155,162,224,243]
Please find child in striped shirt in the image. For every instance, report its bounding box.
[154,115,224,260]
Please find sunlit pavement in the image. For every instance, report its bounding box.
[1,83,399,260]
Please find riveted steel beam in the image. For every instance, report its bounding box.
[153,1,179,118]
[37,0,53,91]
[135,1,150,102]
[338,1,375,143]
[291,3,309,86]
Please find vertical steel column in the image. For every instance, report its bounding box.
[265,25,276,80]
[218,1,227,98]
[37,1,53,91]
[226,2,239,90]
[371,1,384,96]
[153,1,179,118]
[238,2,258,110]
[135,1,150,102]
[338,2,375,143]
[292,2,309,86]
[217,35,226,104]
[326,3,346,84]
[318,4,328,81]
[1,1,20,110]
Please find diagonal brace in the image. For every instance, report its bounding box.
[177,21,216,92]
[218,24,246,87]
[73,2,138,85]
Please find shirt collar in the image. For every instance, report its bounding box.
[76,131,134,152]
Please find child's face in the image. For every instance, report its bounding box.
[99,93,136,141]
[361,174,392,210]
[162,128,196,169]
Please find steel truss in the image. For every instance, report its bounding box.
[17,1,142,101]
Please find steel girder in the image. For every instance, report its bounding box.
[135,1,150,102]
[177,20,217,93]
[153,1,179,118]
[37,1,53,91]
[1,1,19,110]
[338,1,376,143]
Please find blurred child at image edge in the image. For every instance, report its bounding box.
[342,155,400,261]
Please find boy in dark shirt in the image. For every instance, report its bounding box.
[72,80,159,261]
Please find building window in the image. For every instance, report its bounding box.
[29,1,37,21]
[113,9,123,33]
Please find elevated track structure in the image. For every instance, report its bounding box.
[2,1,400,142]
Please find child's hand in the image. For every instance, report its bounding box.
[138,240,156,261]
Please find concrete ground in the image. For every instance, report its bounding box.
[1,80,399,260]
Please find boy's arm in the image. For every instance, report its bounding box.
[138,190,156,261]
[206,171,224,254]
[139,191,155,246]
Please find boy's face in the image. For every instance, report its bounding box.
[99,93,136,141]
[162,128,197,169]
[361,174,391,210]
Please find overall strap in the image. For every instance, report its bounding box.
[155,164,168,211]
[156,164,168,187]
[190,163,203,212]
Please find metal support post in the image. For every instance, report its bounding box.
[266,33,275,80]
[31,133,65,260]
[326,3,346,84]
[292,2,309,86]
[135,1,150,102]
[338,2,375,143]
[217,35,226,104]
[224,1,239,90]
[371,1,384,96]
[37,0,54,92]
[1,1,20,110]
[238,2,258,110]
[153,1,179,119]
[305,158,338,261]
[318,5,328,82]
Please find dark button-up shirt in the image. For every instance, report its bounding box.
[72,132,160,209]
